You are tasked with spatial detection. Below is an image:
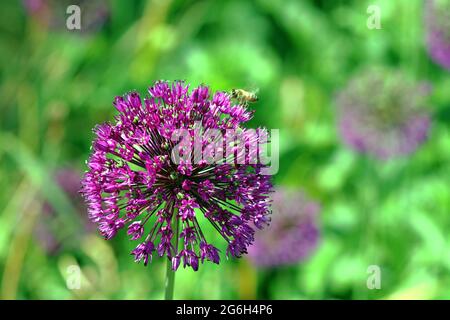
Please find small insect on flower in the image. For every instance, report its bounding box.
[230,88,259,105]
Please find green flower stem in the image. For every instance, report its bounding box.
[164,208,179,300]
[164,258,175,300]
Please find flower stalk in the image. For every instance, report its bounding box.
[165,208,178,300]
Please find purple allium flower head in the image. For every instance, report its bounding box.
[336,68,431,160]
[81,80,273,271]
[424,0,450,70]
[248,188,320,267]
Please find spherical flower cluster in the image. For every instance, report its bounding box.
[248,188,320,267]
[336,68,431,160]
[424,0,450,70]
[81,81,273,271]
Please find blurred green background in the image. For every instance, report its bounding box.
[0,0,449,300]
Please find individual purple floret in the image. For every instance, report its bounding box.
[335,68,431,160]
[424,0,450,70]
[248,188,320,267]
[81,81,273,271]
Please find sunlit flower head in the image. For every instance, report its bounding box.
[81,80,273,271]
[336,68,431,160]
[248,188,320,267]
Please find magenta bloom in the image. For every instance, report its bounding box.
[248,189,320,267]
[336,68,431,160]
[424,0,450,70]
[81,81,272,271]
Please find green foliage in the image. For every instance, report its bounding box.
[0,0,448,299]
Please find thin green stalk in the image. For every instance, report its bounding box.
[164,208,179,300]
[164,258,175,300]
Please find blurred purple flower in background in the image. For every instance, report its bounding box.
[35,168,91,254]
[81,81,273,271]
[248,189,320,267]
[424,0,450,70]
[23,0,109,32]
[336,68,431,160]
